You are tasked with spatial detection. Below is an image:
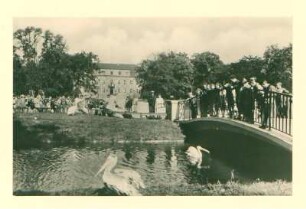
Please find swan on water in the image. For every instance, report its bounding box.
[95,153,145,196]
[185,145,210,168]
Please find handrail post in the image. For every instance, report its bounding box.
[268,91,272,131]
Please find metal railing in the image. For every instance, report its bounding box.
[177,91,293,136]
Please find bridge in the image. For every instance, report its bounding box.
[167,91,293,152]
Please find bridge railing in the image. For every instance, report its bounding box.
[268,91,292,135]
[174,91,292,136]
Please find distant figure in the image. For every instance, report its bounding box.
[275,82,290,118]
[155,94,166,114]
[259,80,274,129]
[67,95,88,115]
[95,154,145,196]
[224,81,235,118]
[185,145,210,169]
[148,90,156,113]
[125,96,133,112]
[200,83,209,117]
[240,78,254,123]
[249,77,263,124]
[109,81,115,95]
[187,92,197,119]
[76,95,89,114]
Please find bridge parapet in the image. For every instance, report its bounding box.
[166,91,292,137]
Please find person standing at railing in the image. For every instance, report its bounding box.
[195,88,202,117]
[200,83,209,117]
[206,84,214,117]
[240,79,253,123]
[188,91,198,119]
[224,81,235,119]
[259,80,274,129]
[249,77,263,124]
[214,82,223,117]
[231,76,242,119]
[275,82,290,118]
[219,84,227,118]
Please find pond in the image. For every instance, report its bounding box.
[13,137,291,196]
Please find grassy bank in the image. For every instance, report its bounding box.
[144,180,292,196]
[14,180,291,196]
[13,113,185,148]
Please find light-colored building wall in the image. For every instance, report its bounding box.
[94,68,140,99]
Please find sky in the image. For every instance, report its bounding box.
[13,17,292,64]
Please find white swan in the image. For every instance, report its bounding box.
[185,145,210,168]
[95,154,145,196]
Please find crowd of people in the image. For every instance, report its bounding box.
[13,93,74,113]
[13,76,292,129]
[187,76,291,129]
[13,91,128,117]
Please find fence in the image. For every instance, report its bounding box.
[176,91,292,136]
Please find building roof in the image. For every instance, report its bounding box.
[97,63,138,77]
[97,63,138,71]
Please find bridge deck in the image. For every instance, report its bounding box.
[178,117,292,151]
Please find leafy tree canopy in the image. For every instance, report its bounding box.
[191,52,224,87]
[13,27,99,96]
[136,51,194,99]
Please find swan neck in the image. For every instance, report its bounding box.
[197,147,202,155]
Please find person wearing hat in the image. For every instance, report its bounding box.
[224,79,236,119]
[230,76,242,119]
[239,78,253,123]
[249,77,263,124]
[275,82,290,118]
[259,80,274,129]
[200,83,209,117]
[187,91,197,119]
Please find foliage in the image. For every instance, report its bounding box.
[13,27,99,96]
[136,51,194,99]
[191,52,224,86]
[228,56,265,82]
[263,44,292,91]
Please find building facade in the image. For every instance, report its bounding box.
[94,63,140,99]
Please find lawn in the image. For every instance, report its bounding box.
[13,113,185,149]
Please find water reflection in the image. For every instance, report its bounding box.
[123,145,133,161]
[146,148,155,164]
[13,140,291,196]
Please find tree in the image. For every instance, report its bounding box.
[263,44,292,91]
[136,51,194,99]
[191,52,224,87]
[13,27,99,96]
[13,27,43,65]
[13,52,26,95]
[228,55,265,82]
[68,52,99,96]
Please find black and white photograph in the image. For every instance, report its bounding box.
[11,17,294,196]
[3,0,306,208]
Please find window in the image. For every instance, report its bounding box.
[118,88,120,93]
[110,71,113,75]
[118,80,121,84]
[118,71,121,75]
[124,80,126,85]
